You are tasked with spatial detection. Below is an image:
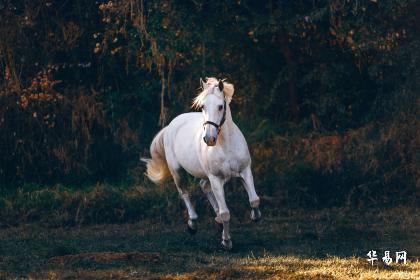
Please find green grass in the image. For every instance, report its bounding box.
[0,207,418,279]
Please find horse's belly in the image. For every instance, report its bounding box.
[182,164,207,179]
[177,153,207,179]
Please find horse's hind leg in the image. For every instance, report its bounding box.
[240,165,261,221]
[171,169,198,234]
[200,179,222,227]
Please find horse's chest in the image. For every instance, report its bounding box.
[207,148,249,177]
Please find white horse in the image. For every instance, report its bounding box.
[142,77,261,250]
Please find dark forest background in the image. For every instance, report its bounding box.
[0,0,418,224]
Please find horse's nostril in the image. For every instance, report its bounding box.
[203,135,216,146]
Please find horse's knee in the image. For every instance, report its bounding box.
[250,197,260,208]
[199,179,211,194]
[219,211,230,222]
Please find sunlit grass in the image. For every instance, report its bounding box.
[9,255,418,279]
[158,255,420,280]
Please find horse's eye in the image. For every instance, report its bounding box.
[218,105,223,111]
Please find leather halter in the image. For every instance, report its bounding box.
[203,99,227,134]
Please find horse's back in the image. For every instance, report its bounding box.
[168,112,202,129]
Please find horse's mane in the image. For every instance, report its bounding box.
[192,77,234,109]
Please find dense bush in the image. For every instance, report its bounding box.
[0,1,418,208]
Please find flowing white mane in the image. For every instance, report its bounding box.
[192,77,234,109]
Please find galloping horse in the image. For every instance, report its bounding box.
[142,77,261,250]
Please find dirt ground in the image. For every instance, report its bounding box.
[0,207,419,279]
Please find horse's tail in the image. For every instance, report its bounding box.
[141,128,171,184]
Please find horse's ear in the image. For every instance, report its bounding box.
[223,82,234,104]
[218,80,224,91]
[200,78,205,89]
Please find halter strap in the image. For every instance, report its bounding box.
[203,100,226,134]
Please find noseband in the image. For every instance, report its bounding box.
[203,99,227,134]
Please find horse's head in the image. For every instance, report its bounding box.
[193,77,234,146]
[200,79,225,146]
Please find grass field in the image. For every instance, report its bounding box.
[0,207,419,279]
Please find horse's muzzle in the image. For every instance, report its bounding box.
[203,135,217,146]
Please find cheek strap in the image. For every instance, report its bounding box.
[202,100,226,134]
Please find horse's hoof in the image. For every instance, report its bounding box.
[221,238,232,251]
[250,207,261,222]
[187,219,197,235]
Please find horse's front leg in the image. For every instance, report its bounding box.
[240,165,261,221]
[208,175,232,250]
